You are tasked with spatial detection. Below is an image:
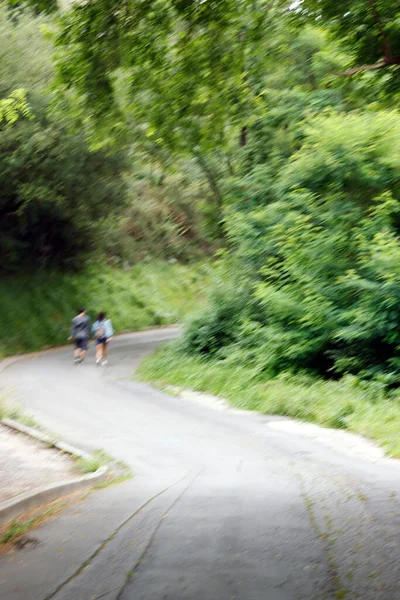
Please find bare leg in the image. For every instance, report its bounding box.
[102,342,108,361]
[96,343,104,364]
[74,341,87,363]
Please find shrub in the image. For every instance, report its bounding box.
[185,110,400,383]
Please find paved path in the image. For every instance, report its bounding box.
[0,328,399,600]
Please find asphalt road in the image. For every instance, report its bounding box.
[1,328,399,600]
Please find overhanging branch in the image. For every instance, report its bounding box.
[338,56,400,76]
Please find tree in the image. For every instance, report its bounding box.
[44,1,283,153]
[6,0,58,13]
[0,4,128,271]
[300,1,400,77]
[0,115,128,271]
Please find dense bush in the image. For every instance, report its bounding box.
[183,110,400,383]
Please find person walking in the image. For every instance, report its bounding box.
[69,307,91,364]
[92,312,114,366]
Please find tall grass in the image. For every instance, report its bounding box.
[137,344,400,457]
[0,262,212,357]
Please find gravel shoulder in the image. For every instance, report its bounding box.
[0,424,77,504]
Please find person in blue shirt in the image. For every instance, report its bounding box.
[92,312,114,366]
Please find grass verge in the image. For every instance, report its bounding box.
[0,261,212,358]
[0,397,39,428]
[137,344,400,458]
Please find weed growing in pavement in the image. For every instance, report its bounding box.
[0,518,38,544]
[0,398,39,430]
[94,473,133,490]
[0,398,21,421]
[0,502,68,547]
[74,448,133,482]
[14,412,40,429]
[75,455,104,474]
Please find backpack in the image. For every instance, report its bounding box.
[95,322,106,339]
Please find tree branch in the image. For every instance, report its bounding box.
[337,56,400,76]
[338,1,399,77]
[193,149,224,210]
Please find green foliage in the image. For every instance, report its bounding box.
[48,0,283,153]
[0,89,30,126]
[75,454,103,475]
[138,345,400,457]
[299,0,400,82]
[0,502,68,546]
[0,5,128,271]
[181,284,250,355]
[182,110,400,384]
[0,5,55,100]
[7,0,58,14]
[75,448,133,481]
[0,262,211,357]
[0,518,38,544]
[0,118,128,270]
[2,0,400,451]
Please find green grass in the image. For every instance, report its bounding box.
[75,454,104,474]
[0,502,68,546]
[0,397,38,427]
[0,518,39,544]
[0,261,212,358]
[137,344,400,457]
[74,448,133,485]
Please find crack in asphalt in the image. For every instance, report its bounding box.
[43,471,193,600]
[115,469,203,600]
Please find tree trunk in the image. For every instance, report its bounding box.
[240,126,247,147]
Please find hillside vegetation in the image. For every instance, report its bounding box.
[2,1,400,452]
[0,263,211,357]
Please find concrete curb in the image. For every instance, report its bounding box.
[1,418,89,458]
[0,419,108,528]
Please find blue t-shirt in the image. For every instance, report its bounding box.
[92,319,114,339]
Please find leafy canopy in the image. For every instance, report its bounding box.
[47,0,285,152]
[0,4,128,271]
[300,0,400,78]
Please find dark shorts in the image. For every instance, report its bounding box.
[96,337,108,345]
[75,338,89,351]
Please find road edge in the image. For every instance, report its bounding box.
[0,418,108,528]
[0,324,180,376]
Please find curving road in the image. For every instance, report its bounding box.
[1,328,399,600]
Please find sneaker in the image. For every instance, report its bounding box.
[74,357,80,365]
[96,357,102,366]
[101,360,108,366]
[79,357,84,365]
